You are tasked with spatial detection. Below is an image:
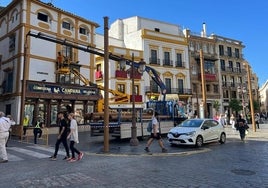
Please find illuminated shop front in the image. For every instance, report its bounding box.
[23,80,100,127]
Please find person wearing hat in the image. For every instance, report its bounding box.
[144,111,167,153]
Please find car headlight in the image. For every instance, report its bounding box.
[185,131,196,136]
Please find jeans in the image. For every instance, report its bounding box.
[53,137,70,158]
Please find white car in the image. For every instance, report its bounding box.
[167,118,226,147]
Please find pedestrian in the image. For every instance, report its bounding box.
[67,113,83,162]
[219,114,226,127]
[50,112,71,160]
[230,113,236,129]
[0,111,13,163]
[255,113,260,129]
[33,116,43,144]
[144,111,167,153]
[6,115,16,147]
[22,115,30,137]
[235,114,249,141]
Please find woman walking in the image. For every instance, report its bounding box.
[67,113,83,162]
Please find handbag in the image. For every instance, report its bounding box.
[245,130,249,135]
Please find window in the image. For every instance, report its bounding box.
[117,84,125,93]
[9,34,16,51]
[235,48,240,58]
[37,12,48,22]
[228,61,233,71]
[236,62,241,73]
[79,27,87,35]
[62,21,71,30]
[178,79,184,94]
[62,46,72,61]
[192,83,198,93]
[206,84,210,92]
[220,59,225,71]
[150,49,158,64]
[134,85,139,95]
[3,71,13,93]
[227,47,232,57]
[163,52,170,65]
[230,76,235,87]
[151,80,158,93]
[213,84,219,93]
[204,61,215,74]
[176,53,183,67]
[165,78,171,94]
[219,45,224,56]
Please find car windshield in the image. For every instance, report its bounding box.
[178,119,203,128]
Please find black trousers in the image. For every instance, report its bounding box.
[33,128,42,144]
[70,140,80,158]
[53,137,70,158]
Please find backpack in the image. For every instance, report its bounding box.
[147,121,153,132]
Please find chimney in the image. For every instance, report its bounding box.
[201,22,207,37]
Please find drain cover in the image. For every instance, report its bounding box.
[231,169,256,176]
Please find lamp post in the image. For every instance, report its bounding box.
[237,85,247,119]
[243,61,256,132]
[129,57,146,146]
[103,16,110,152]
[200,49,207,118]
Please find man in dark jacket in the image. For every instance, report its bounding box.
[50,112,70,160]
[236,114,249,141]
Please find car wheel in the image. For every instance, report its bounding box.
[195,136,203,147]
[219,133,226,144]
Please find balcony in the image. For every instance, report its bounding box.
[163,59,173,67]
[115,70,127,78]
[170,88,192,95]
[175,61,185,68]
[199,73,217,81]
[128,68,141,79]
[130,95,143,102]
[149,58,160,65]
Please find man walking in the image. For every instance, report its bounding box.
[0,112,13,163]
[144,111,167,153]
[50,112,70,160]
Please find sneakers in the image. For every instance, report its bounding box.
[144,147,150,152]
[162,148,168,153]
[63,156,71,160]
[77,152,84,160]
[68,158,77,162]
[50,156,57,161]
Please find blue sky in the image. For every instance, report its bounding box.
[1,0,267,86]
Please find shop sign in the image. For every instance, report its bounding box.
[28,83,97,96]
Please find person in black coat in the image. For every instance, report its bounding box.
[236,114,249,141]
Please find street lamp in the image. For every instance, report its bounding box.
[129,57,146,146]
[120,56,146,146]
[237,85,247,119]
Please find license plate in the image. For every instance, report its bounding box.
[173,140,181,145]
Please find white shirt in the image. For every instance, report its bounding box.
[70,118,79,143]
[151,116,159,133]
[0,117,12,132]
